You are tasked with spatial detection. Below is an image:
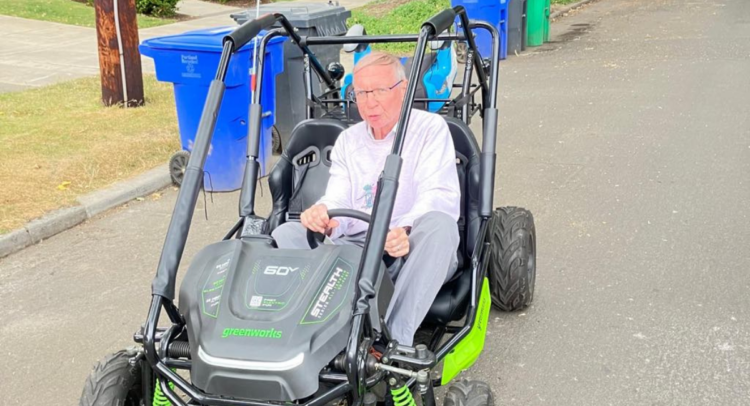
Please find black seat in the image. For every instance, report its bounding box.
[423,117,481,325]
[265,116,482,326]
[265,118,348,233]
[424,265,474,325]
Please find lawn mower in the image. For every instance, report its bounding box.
[80,6,536,406]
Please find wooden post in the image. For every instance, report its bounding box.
[94,0,144,107]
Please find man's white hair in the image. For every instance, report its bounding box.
[353,51,407,82]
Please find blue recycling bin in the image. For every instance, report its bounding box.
[140,27,285,191]
[453,0,509,60]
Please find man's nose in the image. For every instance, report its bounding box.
[364,93,379,108]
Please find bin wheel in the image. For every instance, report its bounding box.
[456,42,468,64]
[272,125,282,155]
[169,150,190,186]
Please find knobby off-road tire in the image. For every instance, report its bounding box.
[444,380,494,406]
[80,349,143,406]
[487,206,536,311]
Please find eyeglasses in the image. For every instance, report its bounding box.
[350,80,403,103]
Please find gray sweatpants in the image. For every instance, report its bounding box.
[271,211,459,346]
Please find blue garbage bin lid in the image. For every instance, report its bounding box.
[140,26,285,53]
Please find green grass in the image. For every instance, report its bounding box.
[0,0,176,29]
[551,0,579,4]
[349,0,452,55]
[0,75,180,234]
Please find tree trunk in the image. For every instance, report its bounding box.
[94,0,144,107]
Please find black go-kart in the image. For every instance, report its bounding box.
[79,7,536,406]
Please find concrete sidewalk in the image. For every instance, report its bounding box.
[0,16,101,93]
[175,0,240,17]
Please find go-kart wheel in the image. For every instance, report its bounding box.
[169,150,190,186]
[272,125,282,155]
[444,379,494,406]
[487,206,536,311]
[79,348,143,406]
[306,209,372,249]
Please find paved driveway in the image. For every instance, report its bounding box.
[1,0,749,404]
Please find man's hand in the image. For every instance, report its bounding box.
[301,204,339,235]
[385,227,410,258]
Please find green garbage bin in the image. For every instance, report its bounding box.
[526,0,550,47]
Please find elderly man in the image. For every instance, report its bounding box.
[271,51,461,346]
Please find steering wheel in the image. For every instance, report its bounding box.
[304,209,402,268]
[306,209,371,249]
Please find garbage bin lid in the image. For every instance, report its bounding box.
[233,2,351,27]
[140,26,284,53]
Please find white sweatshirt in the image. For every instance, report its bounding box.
[317,109,461,238]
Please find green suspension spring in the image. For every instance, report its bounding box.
[390,384,417,406]
[153,374,175,406]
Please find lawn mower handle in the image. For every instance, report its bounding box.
[224,13,277,51]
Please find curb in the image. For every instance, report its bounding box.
[0,164,172,259]
[550,0,599,20]
[26,206,87,244]
[0,229,32,259]
[77,164,172,218]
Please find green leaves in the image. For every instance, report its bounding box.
[135,0,179,17]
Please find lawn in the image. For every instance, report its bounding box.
[0,75,180,234]
[0,0,176,29]
[349,0,452,55]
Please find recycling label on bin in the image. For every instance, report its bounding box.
[181,54,201,79]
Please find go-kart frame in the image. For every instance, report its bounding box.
[136,7,500,406]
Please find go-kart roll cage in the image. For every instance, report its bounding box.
[141,7,499,406]
[289,21,495,126]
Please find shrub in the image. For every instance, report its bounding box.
[136,0,179,17]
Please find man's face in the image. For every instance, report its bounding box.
[352,64,407,134]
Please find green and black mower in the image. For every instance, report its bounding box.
[80,7,536,406]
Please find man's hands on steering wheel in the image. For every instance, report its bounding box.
[301,204,339,236]
[384,227,410,258]
[300,204,410,257]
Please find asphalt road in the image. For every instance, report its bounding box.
[1,0,749,404]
